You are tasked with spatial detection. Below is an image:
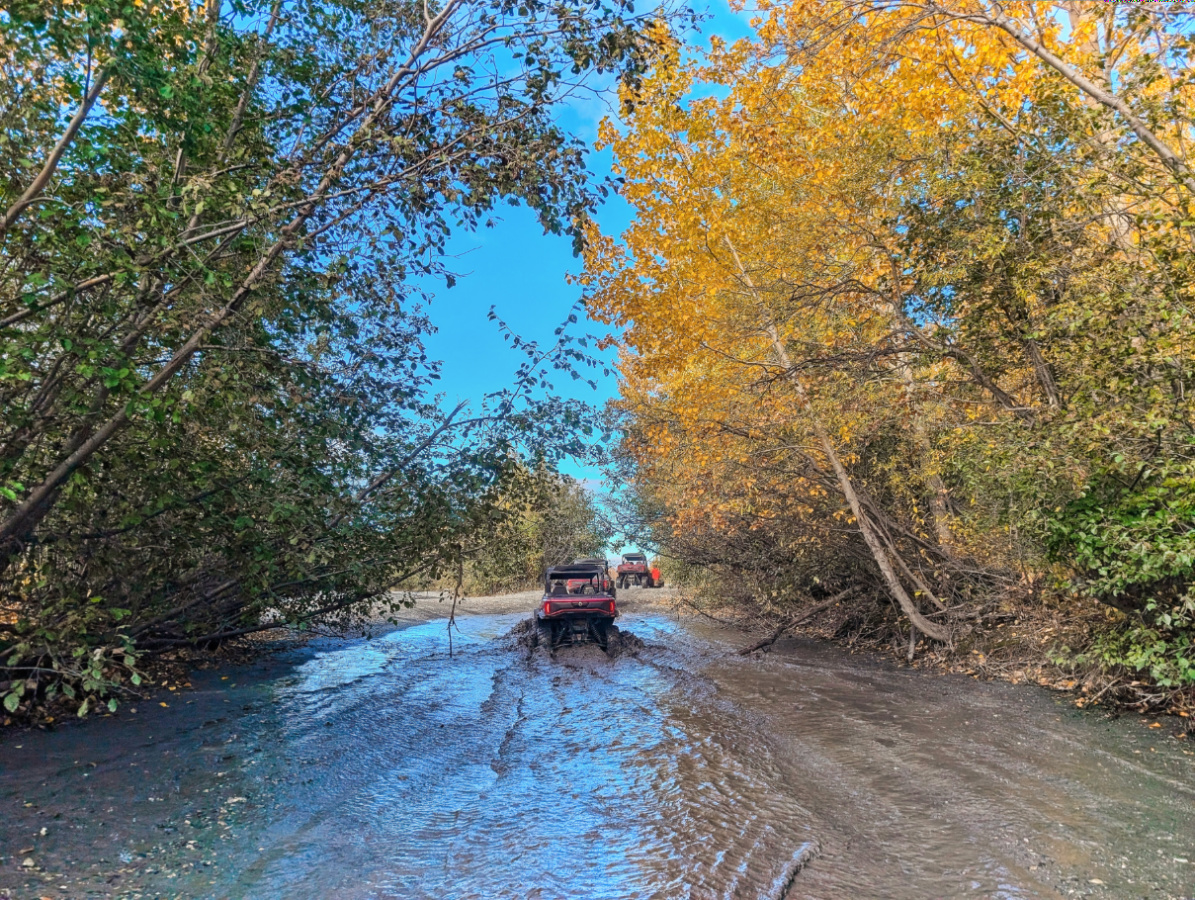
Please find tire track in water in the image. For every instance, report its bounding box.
[9,606,1187,899]
[227,611,823,900]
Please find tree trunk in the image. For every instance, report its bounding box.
[1022,337,1062,409]
[884,259,954,547]
[725,237,951,642]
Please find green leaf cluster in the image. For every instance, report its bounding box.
[0,0,662,715]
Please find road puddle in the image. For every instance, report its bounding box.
[2,609,1194,899]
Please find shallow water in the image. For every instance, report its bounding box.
[2,608,1194,899]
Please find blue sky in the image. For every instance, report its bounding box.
[417,140,631,485]
[417,3,752,551]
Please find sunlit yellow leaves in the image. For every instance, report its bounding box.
[586,1,1195,622]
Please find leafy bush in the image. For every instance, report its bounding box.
[1047,461,1195,687]
[1048,461,1195,611]
[1078,620,1195,689]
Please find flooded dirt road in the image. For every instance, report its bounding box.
[2,595,1194,899]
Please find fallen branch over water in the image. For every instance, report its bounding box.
[675,593,742,627]
[737,589,854,655]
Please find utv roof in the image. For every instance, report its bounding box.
[622,552,647,560]
[546,564,606,578]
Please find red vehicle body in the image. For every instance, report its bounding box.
[537,563,618,650]
[616,552,654,588]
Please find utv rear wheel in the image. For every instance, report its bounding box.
[602,623,620,655]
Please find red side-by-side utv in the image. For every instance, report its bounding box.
[536,562,618,650]
[616,552,654,589]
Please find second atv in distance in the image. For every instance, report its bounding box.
[616,552,654,588]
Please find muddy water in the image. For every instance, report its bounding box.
[2,606,1194,900]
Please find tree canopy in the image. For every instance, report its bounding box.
[584,2,1195,701]
[0,0,657,716]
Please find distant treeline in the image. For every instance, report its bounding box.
[428,466,610,597]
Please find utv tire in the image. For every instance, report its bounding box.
[601,623,618,655]
[536,618,555,650]
[645,576,655,588]
[591,619,611,652]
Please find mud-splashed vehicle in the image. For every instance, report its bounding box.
[536,563,618,650]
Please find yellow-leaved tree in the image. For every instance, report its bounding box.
[585,3,1195,688]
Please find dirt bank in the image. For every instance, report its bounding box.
[681,588,1195,718]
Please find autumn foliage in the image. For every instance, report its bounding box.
[586,3,1195,700]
